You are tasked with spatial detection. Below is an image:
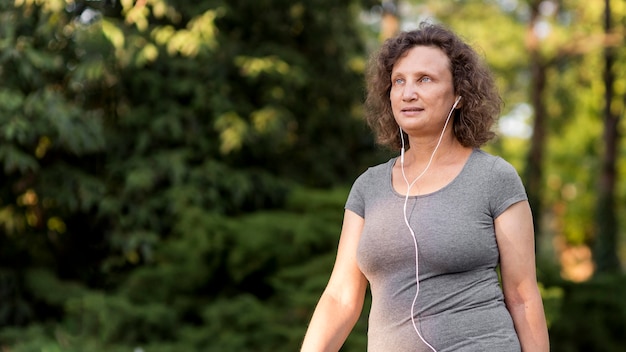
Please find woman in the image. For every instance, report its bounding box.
[300,22,549,351]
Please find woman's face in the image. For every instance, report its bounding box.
[389,45,457,137]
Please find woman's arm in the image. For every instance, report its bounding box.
[301,209,368,352]
[495,200,550,352]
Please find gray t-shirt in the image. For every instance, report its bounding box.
[346,149,526,352]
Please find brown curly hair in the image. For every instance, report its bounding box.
[365,22,502,150]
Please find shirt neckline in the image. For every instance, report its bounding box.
[387,148,479,199]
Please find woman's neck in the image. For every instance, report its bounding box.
[403,133,463,166]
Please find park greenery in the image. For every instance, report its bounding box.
[0,0,625,351]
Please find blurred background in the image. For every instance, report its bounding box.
[0,0,625,350]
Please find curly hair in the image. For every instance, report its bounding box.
[364,22,502,150]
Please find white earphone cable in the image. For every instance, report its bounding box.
[400,97,459,351]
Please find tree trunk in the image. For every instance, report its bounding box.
[524,1,547,251]
[593,0,621,275]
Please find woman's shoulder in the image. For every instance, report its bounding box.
[350,158,395,191]
[467,149,525,197]
[356,157,396,180]
[471,149,519,174]
[345,158,396,215]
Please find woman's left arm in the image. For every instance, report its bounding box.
[495,200,550,352]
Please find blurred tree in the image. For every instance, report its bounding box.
[594,0,622,275]
[524,0,549,245]
[0,0,379,350]
[209,0,384,187]
[0,0,110,326]
[514,0,607,255]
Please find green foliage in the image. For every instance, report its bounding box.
[209,0,381,186]
[549,276,626,351]
[0,187,368,351]
[1,1,376,349]
[0,0,112,324]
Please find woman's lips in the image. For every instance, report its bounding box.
[401,107,424,116]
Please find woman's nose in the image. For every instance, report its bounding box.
[402,83,418,101]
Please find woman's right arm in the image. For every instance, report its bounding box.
[300,209,368,352]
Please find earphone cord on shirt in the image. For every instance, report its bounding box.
[400,104,455,352]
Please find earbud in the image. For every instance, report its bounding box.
[453,95,462,108]
[399,126,405,165]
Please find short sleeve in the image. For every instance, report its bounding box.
[489,157,528,219]
[345,171,368,218]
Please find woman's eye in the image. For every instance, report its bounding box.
[420,76,432,83]
[393,78,405,85]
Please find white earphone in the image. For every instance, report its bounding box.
[399,95,461,352]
